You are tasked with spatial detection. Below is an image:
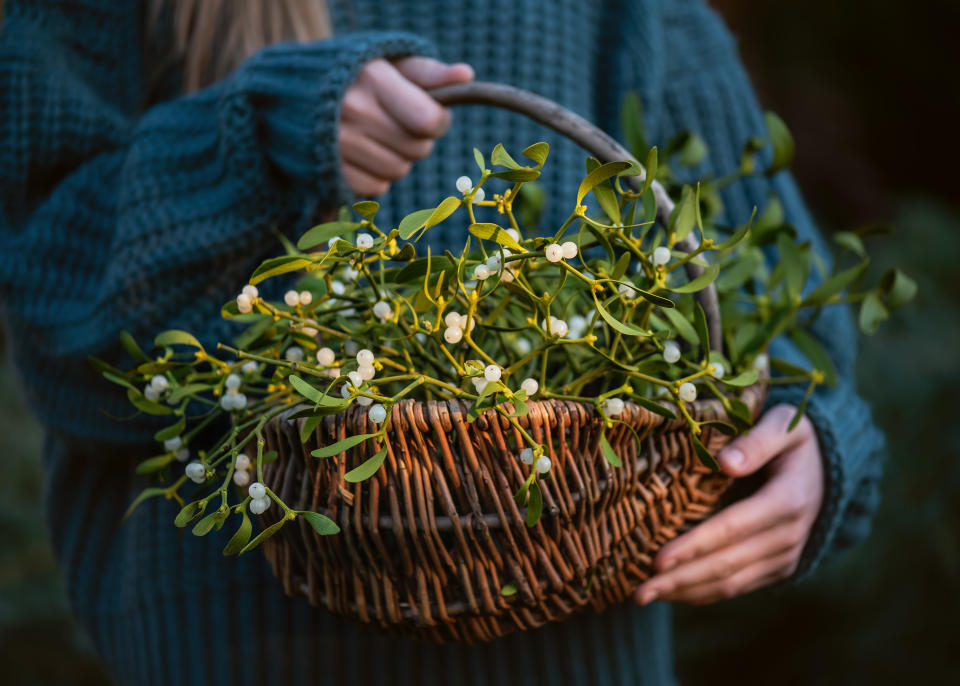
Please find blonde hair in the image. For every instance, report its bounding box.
[153,0,333,93]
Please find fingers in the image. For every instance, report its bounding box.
[719,403,814,477]
[657,549,799,606]
[393,56,475,89]
[634,519,806,604]
[339,126,412,181]
[362,58,453,138]
[341,87,435,160]
[341,163,391,198]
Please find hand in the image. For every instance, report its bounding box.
[634,404,824,606]
[339,56,474,197]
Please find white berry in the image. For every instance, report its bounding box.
[233,470,250,487]
[652,246,671,266]
[663,341,681,364]
[232,393,247,410]
[236,293,252,313]
[284,290,300,307]
[357,395,373,407]
[358,364,376,381]
[368,404,387,423]
[331,280,346,296]
[506,228,520,242]
[220,394,235,411]
[299,290,313,306]
[456,175,473,193]
[603,397,625,416]
[678,382,697,403]
[242,360,258,375]
[185,461,205,483]
[536,455,552,474]
[568,314,588,339]
[143,384,160,403]
[618,283,636,300]
[235,453,251,471]
[514,338,532,355]
[444,311,464,328]
[483,365,501,383]
[175,447,190,463]
[520,448,534,465]
[545,243,563,263]
[326,366,340,378]
[518,378,538,397]
[753,353,769,371]
[444,326,463,344]
[249,496,270,515]
[163,436,182,452]
[248,482,266,500]
[242,284,259,299]
[150,375,168,393]
[711,362,725,379]
[225,373,241,390]
[560,241,578,259]
[348,371,363,389]
[473,264,491,280]
[340,384,352,399]
[373,300,392,321]
[316,347,336,366]
[356,349,374,366]
[356,233,374,249]
[473,188,486,202]
[284,346,304,362]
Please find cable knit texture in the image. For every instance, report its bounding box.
[0,0,883,684]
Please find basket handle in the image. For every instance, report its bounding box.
[429,81,722,351]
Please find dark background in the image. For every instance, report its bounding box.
[1,1,958,683]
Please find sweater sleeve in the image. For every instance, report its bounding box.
[607,0,885,581]
[0,5,435,444]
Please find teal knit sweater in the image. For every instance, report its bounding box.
[0,1,884,684]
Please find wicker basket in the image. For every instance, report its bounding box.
[255,83,766,643]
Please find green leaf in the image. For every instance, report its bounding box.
[311,433,379,459]
[395,255,455,283]
[239,517,286,554]
[593,294,650,337]
[135,454,174,475]
[611,252,631,281]
[344,443,388,482]
[490,168,540,183]
[174,501,205,528]
[298,510,341,535]
[670,263,720,293]
[576,161,633,206]
[716,250,763,291]
[715,210,755,253]
[102,370,139,394]
[122,488,167,522]
[468,223,524,252]
[693,302,710,353]
[720,369,759,387]
[127,388,172,415]
[398,208,434,240]
[880,268,918,309]
[790,330,838,388]
[353,200,380,219]
[287,374,322,403]
[119,330,150,363]
[522,141,550,167]
[192,509,228,537]
[764,111,795,175]
[297,221,360,250]
[662,307,699,345]
[599,432,622,467]
[859,291,889,335]
[777,233,807,299]
[620,91,648,157]
[670,186,697,242]
[223,511,253,555]
[630,394,677,419]
[500,582,518,597]
[473,148,486,174]
[700,420,738,436]
[584,157,622,225]
[154,417,185,443]
[691,434,720,470]
[249,256,313,285]
[155,329,204,350]
[833,231,866,258]
[424,196,462,230]
[300,414,323,444]
[641,146,658,196]
[678,132,708,167]
[167,383,211,404]
[770,357,810,377]
[491,143,522,169]
[525,481,543,528]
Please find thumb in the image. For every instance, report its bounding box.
[392,56,475,89]
[719,404,809,477]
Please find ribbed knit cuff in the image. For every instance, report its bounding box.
[765,337,885,584]
[228,32,438,206]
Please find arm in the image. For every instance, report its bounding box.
[0,5,436,443]
[617,0,884,601]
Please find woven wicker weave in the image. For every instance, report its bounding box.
[259,385,764,643]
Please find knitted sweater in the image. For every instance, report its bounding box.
[0,1,884,684]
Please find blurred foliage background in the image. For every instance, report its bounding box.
[1,1,956,684]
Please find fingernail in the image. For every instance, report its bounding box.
[639,589,658,605]
[720,448,745,470]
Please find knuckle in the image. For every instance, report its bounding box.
[410,105,447,137]
[713,556,736,581]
